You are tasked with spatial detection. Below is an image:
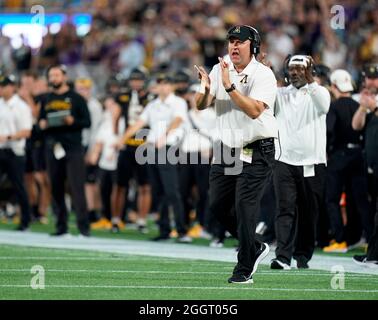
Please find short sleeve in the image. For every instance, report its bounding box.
[173,97,188,120]
[249,66,277,109]
[139,102,151,124]
[16,101,33,131]
[209,65,218,97]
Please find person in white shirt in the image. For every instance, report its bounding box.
[195,25,277,284]
[271,55,331,270]
[117,73,191,243]
[75,78,104,223]
[0,74,33,231]
[178,82,217,240]
[88,96,124,231]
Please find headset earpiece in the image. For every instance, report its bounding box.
[244,25,261,55]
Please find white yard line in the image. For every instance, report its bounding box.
[0,268,377,280]
[0,284,377,294]
[0,230,377,275]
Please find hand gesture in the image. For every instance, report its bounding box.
[194,65,211,92]
[360,89,377,111]
[305,56,315,84]
[217,57,232,89]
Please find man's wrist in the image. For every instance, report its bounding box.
[225,83,236,93]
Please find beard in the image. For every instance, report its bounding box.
[49,82,63,90]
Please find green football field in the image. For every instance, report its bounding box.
[0,244,377,300]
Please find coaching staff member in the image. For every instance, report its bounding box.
[0,74,32,231]
[271,55,330,270]
[195,25,278,284]
[38,65,91,236]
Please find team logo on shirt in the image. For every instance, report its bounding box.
[240,75,248,84]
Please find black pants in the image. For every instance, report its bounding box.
[0,149,30,227]
[147,148,186,237]
[209,140,275,277]
[179,152,211,228]
[274,161,326,265]
[326,148,372,243]
[99,169,116,221]
[46,146,89,234]
[366,172,378,260]
[257,175,277,243]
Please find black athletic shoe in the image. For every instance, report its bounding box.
[50,231,70,237]
[270,258,291,270]
[152,235,170,241]
[295,256,309,269]
[252,242,270,275]
[15,225,29,232]
[228,274,253,284]
[353,255,378,268]
[78,230,90,237]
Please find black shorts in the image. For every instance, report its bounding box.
[116,146,149,187]
[25,150,34,173]
[31,143,47,172]
[86,164,99,184]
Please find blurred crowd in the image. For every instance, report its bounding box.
[0,0,378,254]
[1,0,378,94]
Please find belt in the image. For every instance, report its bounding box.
[346,143,361,149]
[244,138,275,150]
[221,138,275,156]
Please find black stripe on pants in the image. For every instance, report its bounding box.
[0,149,30,227]
[273,161,326,264]
[209,145,274,277]
[46,147,89,234]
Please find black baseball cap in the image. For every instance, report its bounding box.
[226,25,253,42]
[0,74,16,86]
[129,67,147,81]
[363,64,378,78]
[155,72,174,83]
[173,70,191,83]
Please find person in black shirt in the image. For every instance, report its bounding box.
[111,67,152,233]
[38,64,91,237]
[352,63,378,267]
[324,69,371,253]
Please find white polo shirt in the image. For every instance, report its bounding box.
[95,111,125,171]
[0,94,32,156]
[181,107,217,154]
[209,56,278,148]
[274,83,331,166]
[139,93,188,146]
[82,97,104,149]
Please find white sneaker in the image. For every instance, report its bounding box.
[209,239,224,248]
[251,243,270,275]
[177,235,192,243]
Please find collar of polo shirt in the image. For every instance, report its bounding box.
[228,55,258,75]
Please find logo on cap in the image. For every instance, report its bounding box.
[234,26,240,33]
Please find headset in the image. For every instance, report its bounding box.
[226,25,261,55]
[244,25,261,55]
